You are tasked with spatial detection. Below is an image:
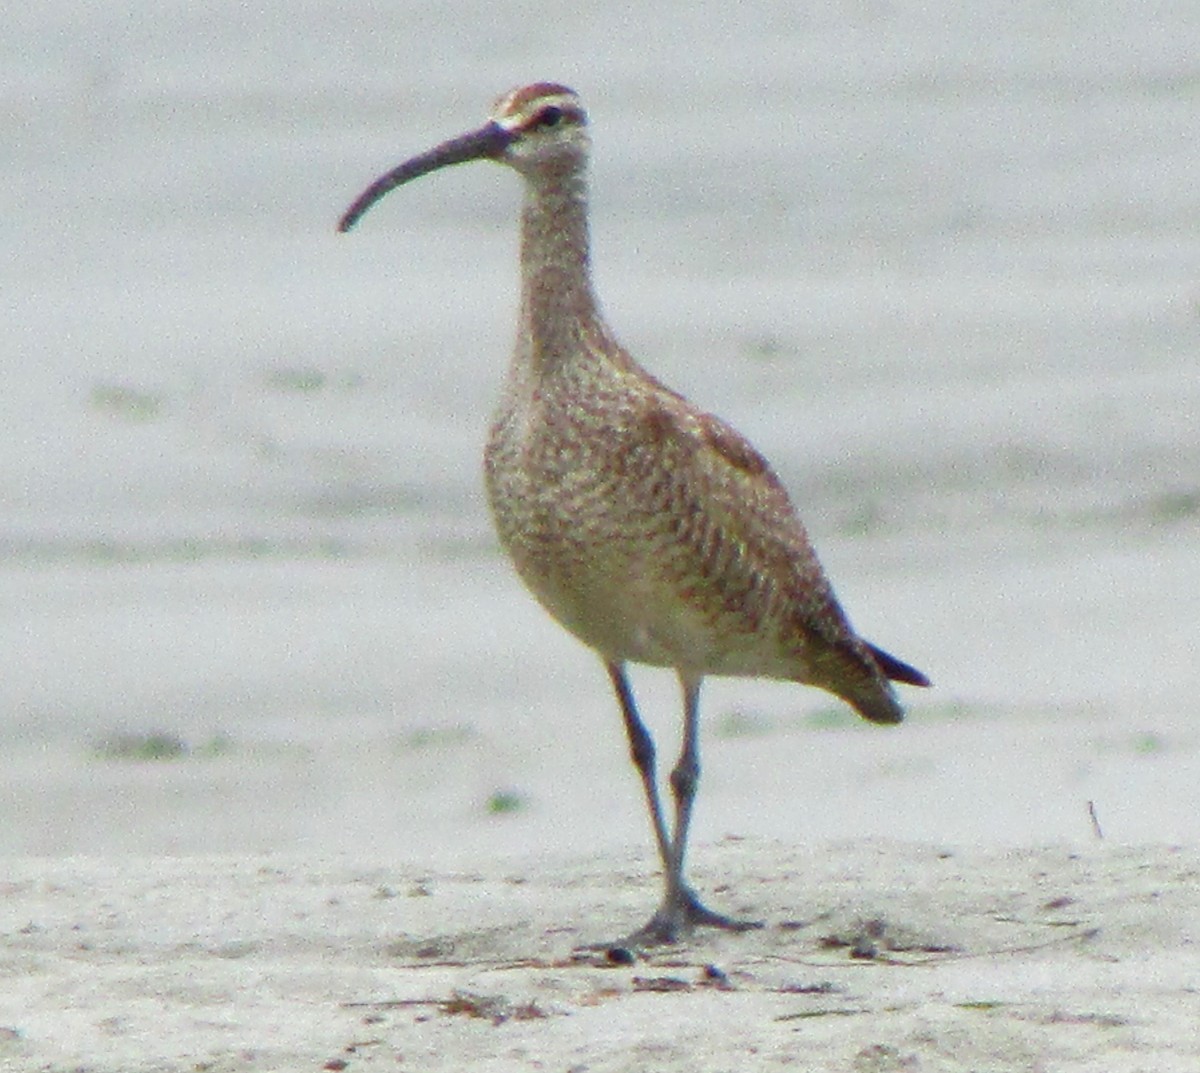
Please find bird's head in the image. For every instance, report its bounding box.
[338,82,588,233]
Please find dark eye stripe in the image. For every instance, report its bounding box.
[527,103,583,130]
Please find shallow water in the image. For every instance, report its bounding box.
[3,1,1198,855]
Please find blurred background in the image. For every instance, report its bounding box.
[2,1,1197,858]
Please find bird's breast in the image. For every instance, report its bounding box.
[481,394,799,676]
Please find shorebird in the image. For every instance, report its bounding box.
[338,82,930,946]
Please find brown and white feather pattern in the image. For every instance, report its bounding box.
[485,321,897,717]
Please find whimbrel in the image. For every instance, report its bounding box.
[339,83,930,946]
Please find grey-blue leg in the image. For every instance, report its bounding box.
[606,661,673,880]
[607,665,762,945]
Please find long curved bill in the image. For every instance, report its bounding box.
[337,122,513,233]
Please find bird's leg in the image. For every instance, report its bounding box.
[606,661,674,885]
[603,668,762,948]
[638,674,762,942]
[665,675,703,895]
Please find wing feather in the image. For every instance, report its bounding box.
[636,395,852,646]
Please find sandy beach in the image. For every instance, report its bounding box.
[3,1,1199,1069]
[3,841,1199,1071]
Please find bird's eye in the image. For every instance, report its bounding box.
[535,105,563,129]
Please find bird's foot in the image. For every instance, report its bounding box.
[630,886,763,946]
[582,886,762,959]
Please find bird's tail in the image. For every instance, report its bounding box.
[865,642,931,689]
[821,640,930,726]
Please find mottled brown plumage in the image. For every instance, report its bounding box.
[339,83,929,946]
